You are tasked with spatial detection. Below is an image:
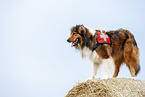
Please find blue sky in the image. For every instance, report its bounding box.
[0,0,145,97]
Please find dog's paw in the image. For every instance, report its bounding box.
[111,77,116,79]
[87,76,95,81]
[131,77,136,80]
[101,76,108,79]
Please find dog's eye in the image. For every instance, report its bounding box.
[73,33,76,35]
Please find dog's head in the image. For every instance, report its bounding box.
[67,25,90,48]
[67,25,94,49]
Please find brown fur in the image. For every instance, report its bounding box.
[67,25,140,78]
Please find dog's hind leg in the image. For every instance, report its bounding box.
[112,62,121,78]
[112,58,123,78]
[128,65,136,79]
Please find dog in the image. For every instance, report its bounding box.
[67,25,140,80]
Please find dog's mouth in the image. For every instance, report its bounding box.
[71,38,80,47]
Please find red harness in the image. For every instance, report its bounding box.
[93,30,111,50]
[97,31,111,44]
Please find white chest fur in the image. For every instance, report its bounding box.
[80,47,113,79]
[80,47,102,63]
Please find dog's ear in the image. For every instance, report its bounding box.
[78,26,87,35]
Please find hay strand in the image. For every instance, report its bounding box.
[65,78,145,97]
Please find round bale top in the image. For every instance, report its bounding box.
[65,78,145,97]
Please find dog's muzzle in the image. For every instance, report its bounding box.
[67,39,71,43]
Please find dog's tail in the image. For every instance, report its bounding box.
[135,64,140,76]
[127,30,140,75]
[124,30,140,76]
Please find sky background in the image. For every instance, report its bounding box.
[0,0,145,97]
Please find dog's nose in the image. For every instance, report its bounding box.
[67,39,70,42]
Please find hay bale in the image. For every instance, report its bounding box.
[65,78,145,97]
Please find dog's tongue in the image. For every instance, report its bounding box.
[71,39,78,47]
[71,43,75,47]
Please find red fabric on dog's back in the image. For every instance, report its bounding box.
[97,32,111,44]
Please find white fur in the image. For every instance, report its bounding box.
[88,62,101,80]
[80,47,113,80]
[85,26,96,35]
[80,47,101,63]
[101,58,114,79]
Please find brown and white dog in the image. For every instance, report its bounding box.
[67,25,140,80]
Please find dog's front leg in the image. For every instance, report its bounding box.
[101,58,114,79]
[88,62,101,80]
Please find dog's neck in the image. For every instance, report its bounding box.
[74,26,97,51]
[78,34,96,51]
[83,27,96,50]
